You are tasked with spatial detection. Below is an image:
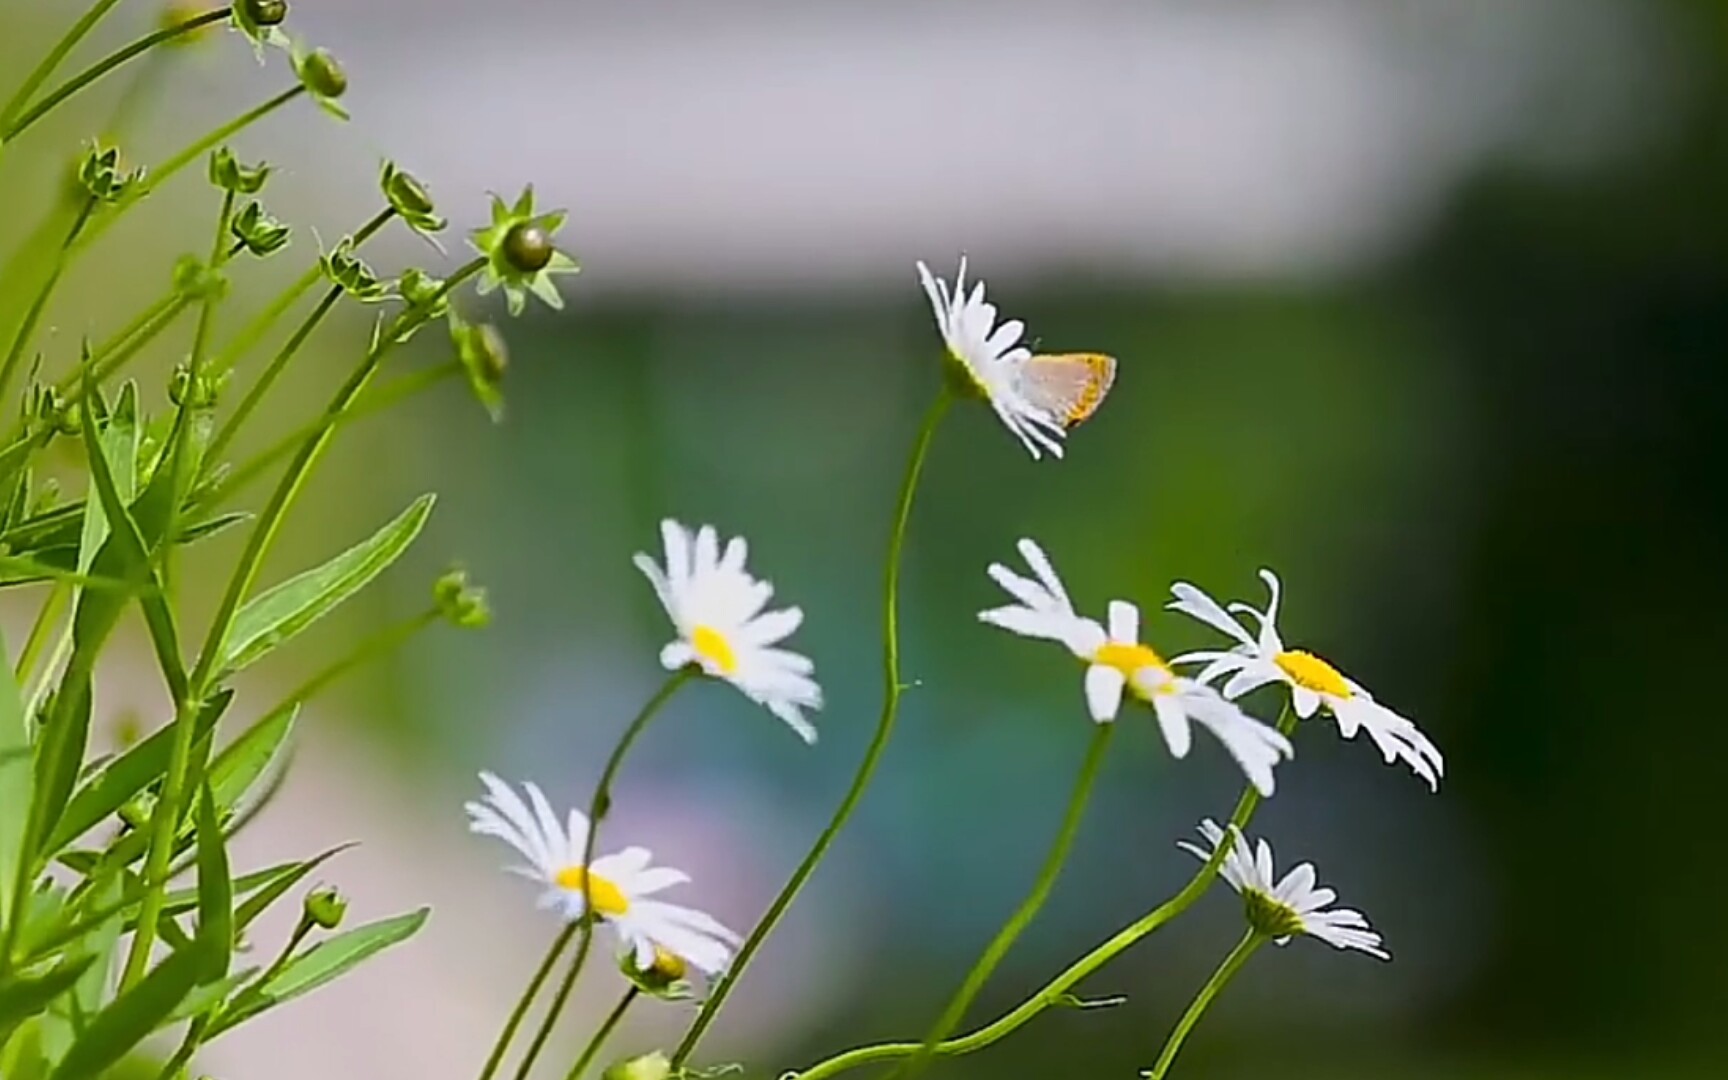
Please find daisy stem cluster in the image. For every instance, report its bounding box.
[895,721,1116,1079]
[501,670,693,1080]
[669,387,953,1068]
[0,3,570,1075]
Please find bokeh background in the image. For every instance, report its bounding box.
[4,1,1728,1077]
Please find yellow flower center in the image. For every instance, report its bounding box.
[552,866,630,916]
[1093,641,1175,697]
[1273,650,1351,698]
[691,625,739,676]
[650,945,687,982]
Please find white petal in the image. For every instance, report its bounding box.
[1107,600,1139,643]
[1151,694,1193,758]
[1166,582,1255,647]
[1083,665,1126,722]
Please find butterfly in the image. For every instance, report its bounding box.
[1015,352,1117,429]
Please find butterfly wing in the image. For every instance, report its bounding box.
[1015,353,1116,428]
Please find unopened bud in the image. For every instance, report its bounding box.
[433,566,491,629]
[303,887,347,930]
[502,222,553,273]
[295,47,347,100]
[242,0,289,27]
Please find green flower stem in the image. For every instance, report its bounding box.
[894,722,1116,1080]
[13,581,69,688]
[477,923,582,1080]
[790,704,1299,1080]
[274,608,442,713]
[207,206,397,380]
[204,361,462,508]
[566,987,639,1080]
[121,258,486,990]
[671,386,954,1069]
[0,195,97,405]
[1142,930,1264,1080]
[0,7,233,144]
[74,84,307,256]
[510,669,695,1080]
[0,0,127,135]
[55,291,189,397]
[204,286,340,465]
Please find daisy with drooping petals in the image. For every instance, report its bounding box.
[466,772,741,975]
[916,258,1115,460]
[1168,570,1443,790]
[1180,819,1388,958]
[979,539,1293,795]
[635,519,823,743]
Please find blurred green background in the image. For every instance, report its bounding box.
[4,1,1728,1077]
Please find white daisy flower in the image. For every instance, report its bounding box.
[466,772,741,975]
[635,519,823,743]
[1180,819,1388,958]
[916,257,1115,460]
[979,539,1293,795]
[1168,570,1443,790]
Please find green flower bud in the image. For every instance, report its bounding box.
[210,147,272,194]
[118,791,156,831]
[230,201,292,257]
[381,162,446,234]
[169,364,224,410]
[450,314,508,422]
[502,222,553,273]
[303,887,347,930]
[292,45,350,118]
[321,241,388,302]
[602,1052,673,1080]
[242,0,289,27]
[621,944,693,1000]
[399,268,447,311]
[433,566,492,629]
[173,254,229,302]
[77,143,143,203]
[469,186,580,315]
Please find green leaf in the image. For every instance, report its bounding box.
[209,907,428,1036]
[232,844,354,932]
[0,625,31,930]
[167,966,255,1025]
[206,705,297,818]
[46,936,209,1080]
[0,956,95,1045]
[45,690,233,855]
[220,494,435,676]
[194,785,233,982]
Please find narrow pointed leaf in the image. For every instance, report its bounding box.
[0,626,31,929]
[220,494,434,676]
[194,785,233,982]
[209,907,428,1036]
[0,956,95,1044]
[206,705,297,818]
[46,690,233,854]
[232,844,354,931]
[46,936,209,1080]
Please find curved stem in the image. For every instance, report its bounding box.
[477,922,581,1080]
[1,7,233,143]
[671,386,953,1068]
[56,292,188,397]
[1143,931,1263,1080]
[74,85,306,256]
[204,286,342,464]
[895,722,1115,1079]
[121,259,486,990]
[0,196,96,405]
[203,362,462,508]
[0,0,127,133]
[565,987,639,1080]
[511,669,694,1080]
[790,704,1298,1080]
[208,206,396,381]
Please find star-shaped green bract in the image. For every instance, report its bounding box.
[469,186,579,316]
